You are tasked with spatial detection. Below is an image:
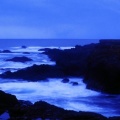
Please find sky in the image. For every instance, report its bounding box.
[0,0,120,42]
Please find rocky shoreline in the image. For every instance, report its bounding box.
[1,40,120,94]
[0,90,120,120]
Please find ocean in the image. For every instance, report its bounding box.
[0,45,119,117]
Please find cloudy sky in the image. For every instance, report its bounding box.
[0,0,120,39]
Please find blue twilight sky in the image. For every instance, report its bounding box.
[0,0,120,40]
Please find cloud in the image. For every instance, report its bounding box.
[0,0,120,39]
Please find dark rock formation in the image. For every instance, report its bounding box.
[84,41,120,94]
[9,101,107,120]
[0,64,65,80]
[22,52,30,54]
[61,78,69,83]
[0,90,18,115]
[21,46,27,49]
[70,82,79,86]
[6,56,32,63]
[1,50,12,53]
[1,40,120,94]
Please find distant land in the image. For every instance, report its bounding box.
[0,39,120,48]
[0,39,100,48]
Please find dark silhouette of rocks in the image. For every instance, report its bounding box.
[1,40,120,94]
[0,50,12,53]
[9,100,107,120]
[6,56,33,63]
[22,52,30,54]
[61,78,69,83]
[0,64,65,80]
[21,45,27,49]
[70,81,79,86]
[0,90,119,119]
[0,90,18,115]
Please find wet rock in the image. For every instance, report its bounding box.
[1,50,12,53]
[23,52,30,54]
[6,56,33,63]
[21,46,27,49]
[9,101,108,120]
[0,90,18,115]
[61,78,69,83]
[0,64,65,81]
[70,81,79,86]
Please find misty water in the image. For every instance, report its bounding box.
[0,46,120,117]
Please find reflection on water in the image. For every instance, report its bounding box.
[0,78,120,117]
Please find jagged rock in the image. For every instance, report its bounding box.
[9,101,108,120]
[6,56,32,63]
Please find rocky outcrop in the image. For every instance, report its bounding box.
[0,90,18,115]
[1,40,120,94]
[6,56,33,63]
[9,101,107,120]
[0,64,65,80]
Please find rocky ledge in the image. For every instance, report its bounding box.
[1,90,118,120]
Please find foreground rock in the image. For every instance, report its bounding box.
[0,90,18,115]
[0,90,119,119]
[6,56,33,63]
[9,101,107,120]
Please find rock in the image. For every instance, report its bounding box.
[6,56,33,63]
[0,90,18,115]
[61,78,69,83]
[70,82,79,86]
[109,117,120,120]
[1,50,12,53]
[21,45,27,49]
[0,64,65,81]
[22,52,30,54]
[9,101,108,120]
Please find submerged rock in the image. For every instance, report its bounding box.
[61,78,69,83]
[21,45,27,49]
[70,81,79,86]
[6,56,33,63]
[1,50,12,53]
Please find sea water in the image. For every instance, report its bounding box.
[0,46,119,117]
